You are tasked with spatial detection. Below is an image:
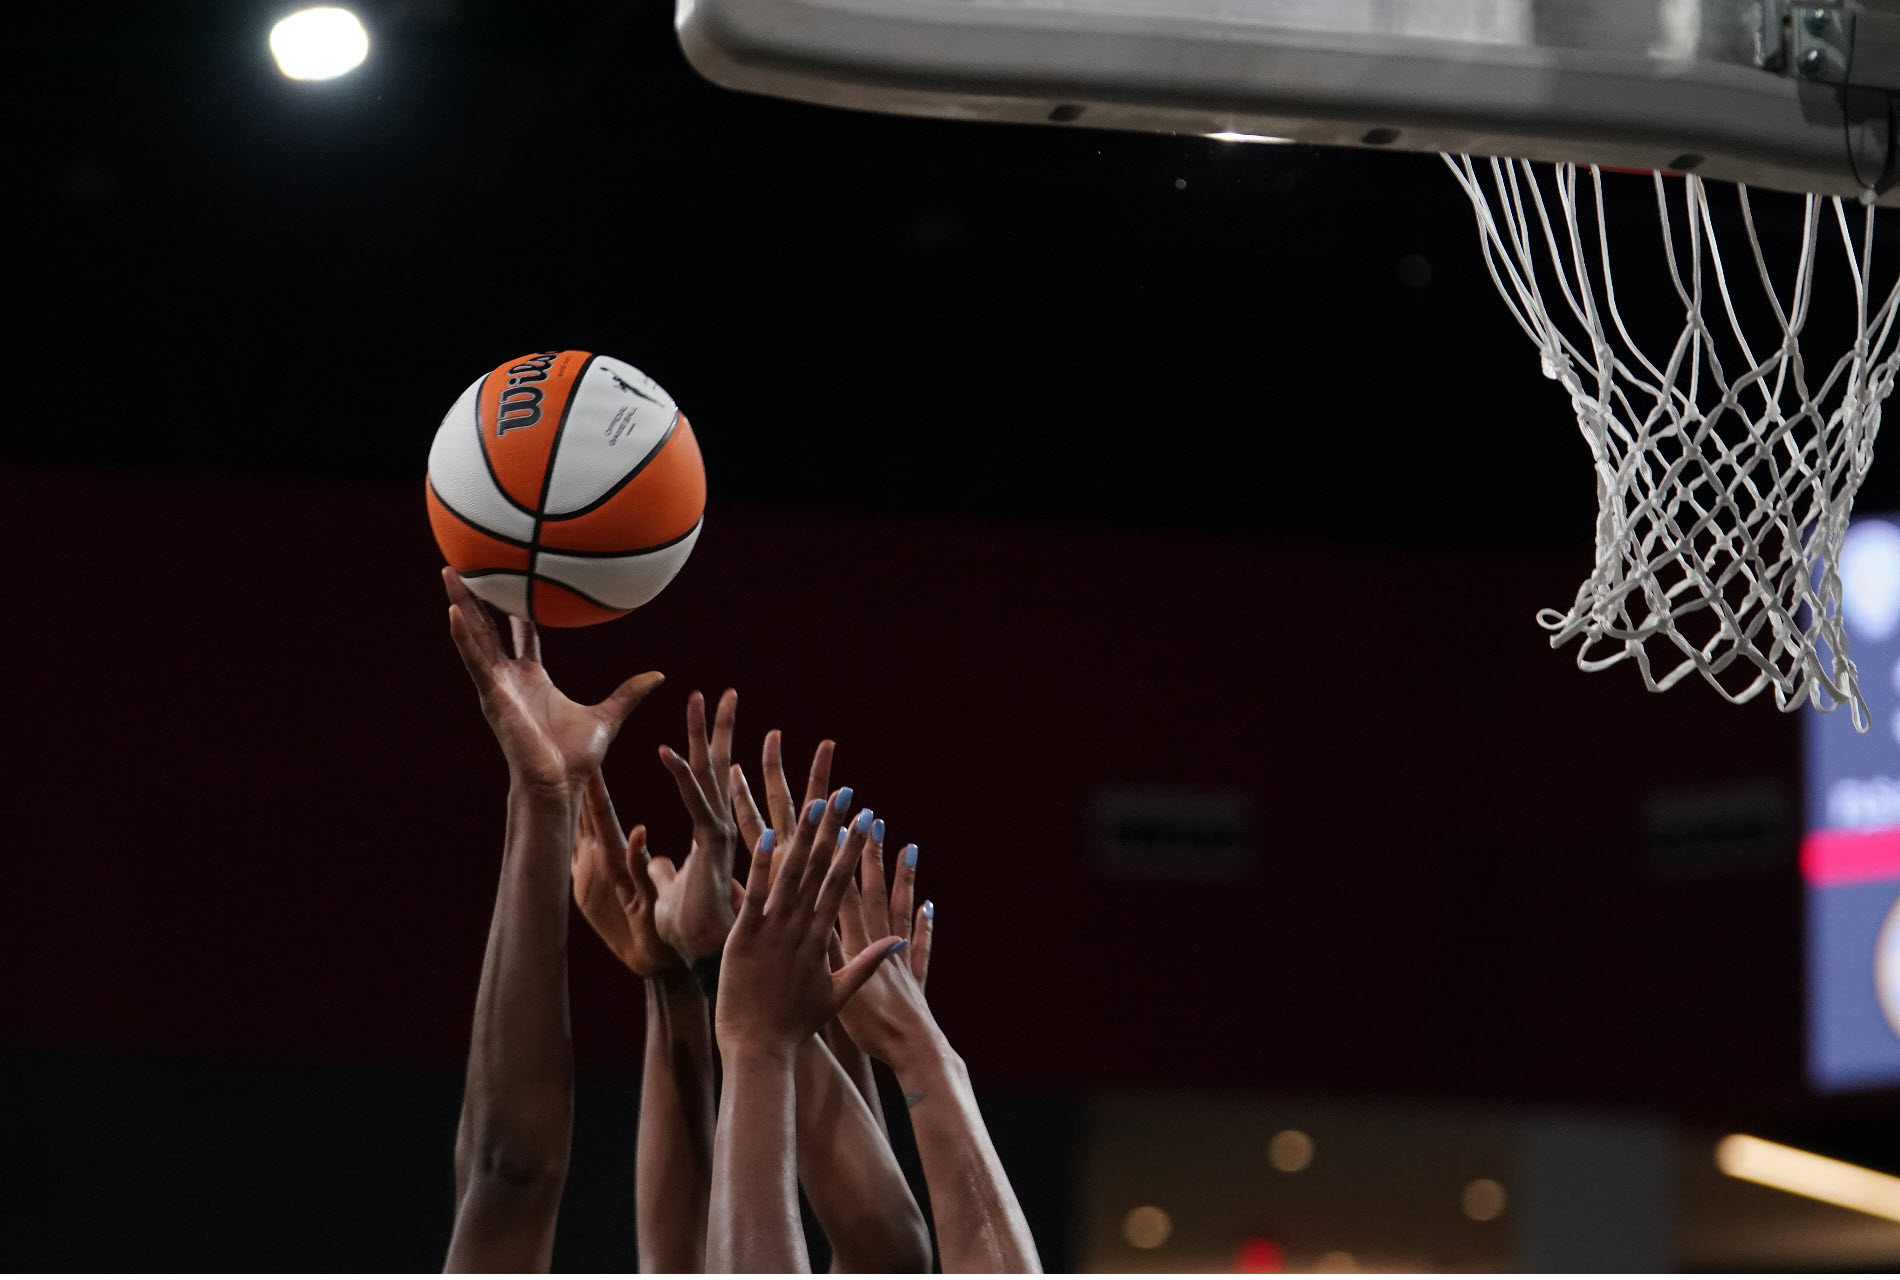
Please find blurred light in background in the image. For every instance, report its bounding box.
[1234,1237,1286,1272]
[1121,1204,1173,1249]
[1717,1134,1900,1221]
[1461,1176,1507,1221]
[1205,131,1295,144]
[1313,1250,1358,1272]
[1269,1128,1316,1172]
[269,8,369,80]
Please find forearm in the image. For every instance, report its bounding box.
[822,1021,889,1140]
[446,784,578,1272]
[893,1033,1041,1274]
[795,1037,931,1273]
[708,1045,806,1273]
[637,972,715,1273]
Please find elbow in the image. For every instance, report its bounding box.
[457,1136,570,1199]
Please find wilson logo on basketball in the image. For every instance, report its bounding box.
[496,351,560,436]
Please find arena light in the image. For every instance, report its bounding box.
[270,7,370,80]
[1206,131,1293,144]
[1716,1134,1900,1222]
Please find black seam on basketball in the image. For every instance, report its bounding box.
[539,410,682,523]
[428,479,536,550]
[455,568,529,581]
[527,353,598,624]
[470,372,539,519]
[533,516,703,560]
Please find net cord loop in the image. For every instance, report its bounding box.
[1447,155,1900,729]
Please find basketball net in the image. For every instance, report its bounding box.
[1447,157,1900,728]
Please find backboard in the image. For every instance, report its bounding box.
[676,0,1900,202]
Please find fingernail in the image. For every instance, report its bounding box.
[760,829,776,854]
[889,938,910,955]
[832,787,854,813]
[855,808,875,835]
[871,818,886,843]
[923,899,935,921]
[807,799,827,823]
[903,843,919,869]
[836,830,847,849]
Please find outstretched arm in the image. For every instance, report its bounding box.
[571,774,715,1272]
[836,833,1041,1273]
[439,569,662,1273]
[708,794,907,1272]
[732,743,932,1272]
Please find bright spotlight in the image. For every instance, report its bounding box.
[1205,131,1294,144]
[270,8,370,81]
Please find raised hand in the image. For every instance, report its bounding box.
[835,829,1041,1272]
[836,826,938,1072]
[443,568,661,794]
[717,794,906,1055]
[571,771,685,978]
[652,690,742,961]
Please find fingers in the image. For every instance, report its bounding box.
[509,614,542,665]
[446,604,498,693]
[684,691,728,810]
[762,729,794,834]
[860,818,891,946]
[659,744,719,830]
[828,931,846,972]
[767,796,827,918]
[442,568,505,660]
[684,690,710,778]
[622,824,654,903]
[837,866,871,954]
[583,770,628,857]
[810,804,874,946]
[830,936,908,1009]
[890,842,919,942]
[794,788,852,910]
[710,690,737,799]
[729,763,767,854]
[597,671,665,737]
[912,900,933,987]
[802,740,836,816]
[648,854,678,892]
[738,828,777,922]
[728,876,744,916]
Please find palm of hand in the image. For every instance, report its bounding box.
[484,665,615,790]
[573,823,680,978]
[655,831,738,961]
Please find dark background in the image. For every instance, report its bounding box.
[8,0,1900,1269]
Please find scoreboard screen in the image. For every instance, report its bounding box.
[1806,515,1900,1092]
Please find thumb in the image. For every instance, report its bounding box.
[830,935,907,1008]
[648,855,678,891]
[616,825,651,907]
[596,671,666,736]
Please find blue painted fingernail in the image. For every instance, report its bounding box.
[903,843,919,868]
[760,829,776,854]
[855,808,875,834]
[923,899,935,921]
[832,787,854,813]
[889,938,910,956]
[871,818,886,843]
[836,830,847,849]
[807,799,827,823]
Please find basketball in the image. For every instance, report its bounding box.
[425,350,705,627]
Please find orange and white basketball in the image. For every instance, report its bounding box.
[425,351,704,627]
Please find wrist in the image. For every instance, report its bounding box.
[719,1038,799,1072]
[508,775,580,811]
[887,1022,961,1086]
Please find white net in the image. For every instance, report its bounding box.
[1446,156,1900,728]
